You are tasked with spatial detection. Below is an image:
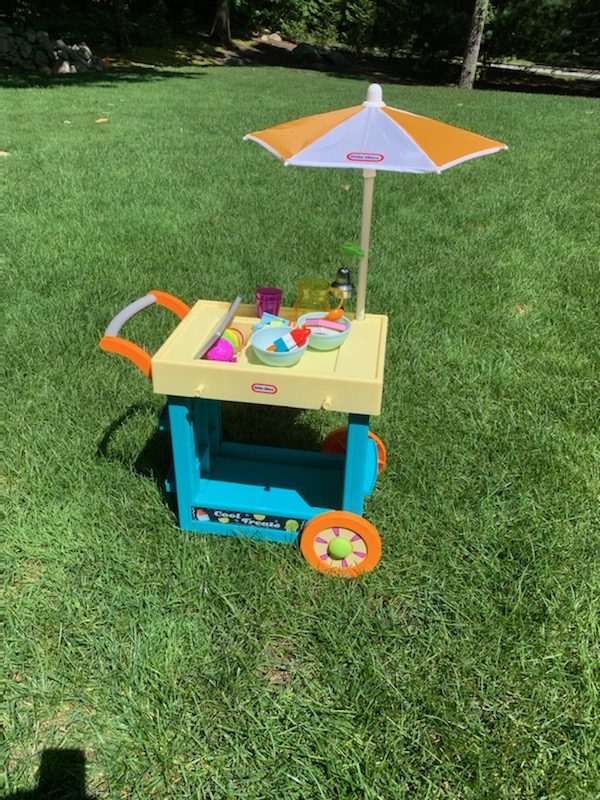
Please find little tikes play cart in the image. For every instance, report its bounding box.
[101,292,388,577]
[100,84,505,577]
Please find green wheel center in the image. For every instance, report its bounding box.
[327,537,352,560]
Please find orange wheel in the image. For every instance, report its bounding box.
[300,511,382,578]
[321,428,387,474]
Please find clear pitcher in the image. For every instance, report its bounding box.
[293,279,344,320]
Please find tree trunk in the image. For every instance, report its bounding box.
[210,0,232,47]
[113,0,131,54]
[459,0,489,89]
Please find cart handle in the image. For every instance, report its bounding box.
[99,290,190,378]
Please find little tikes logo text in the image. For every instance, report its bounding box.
[252,383,277,394]
[346,152,384,163]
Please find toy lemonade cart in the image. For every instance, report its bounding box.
[101,292,388,578]
[99,85,505,577]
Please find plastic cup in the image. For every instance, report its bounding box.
[256,287,282,317]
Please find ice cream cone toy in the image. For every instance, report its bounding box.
[267,326,311,352]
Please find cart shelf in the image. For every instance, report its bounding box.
[193,442,344,518]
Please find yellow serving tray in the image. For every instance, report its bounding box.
[151,301,388,415]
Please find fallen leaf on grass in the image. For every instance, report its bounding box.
[261,641,297,687]
[95,117,109,123]
[0,151,10,157]
[515,302,535,316]
[63,120,72,124]
[341,183,350,191]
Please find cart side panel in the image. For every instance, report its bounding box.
[153,363,383,415]
[186,517,300,545]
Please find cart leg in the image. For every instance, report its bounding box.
[342,414,370,515]
[192,399,222,474]
[168,398,223,531]
[168,396,201,531]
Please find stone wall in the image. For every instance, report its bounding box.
[0,25,105,75]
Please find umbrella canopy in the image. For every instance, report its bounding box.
[245,84,507,318]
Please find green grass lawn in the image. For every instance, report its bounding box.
[2,65,599,799]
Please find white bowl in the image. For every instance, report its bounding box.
[297,312,352,351]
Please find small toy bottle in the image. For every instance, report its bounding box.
[331,268,354,302]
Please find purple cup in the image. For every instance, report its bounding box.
[256,287,283,317]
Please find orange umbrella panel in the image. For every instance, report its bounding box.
[382,106,506,171]
[245,105,363,162]
[246,99,506,174]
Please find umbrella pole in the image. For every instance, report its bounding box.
[356,169,376,321]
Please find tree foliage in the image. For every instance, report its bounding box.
[4,0,598,68]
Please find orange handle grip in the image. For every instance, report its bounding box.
[149,290,190,320]
[99,335,153,378]
[100,290,190,378]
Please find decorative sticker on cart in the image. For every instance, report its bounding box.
[192,507,306,534]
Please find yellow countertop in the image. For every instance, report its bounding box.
[152,301,388,415]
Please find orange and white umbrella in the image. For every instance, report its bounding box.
[245,84,507,319]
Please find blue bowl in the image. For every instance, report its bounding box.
[297,312,352,351]
[251,326,308,367]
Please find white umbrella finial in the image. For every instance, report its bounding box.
[363,84,384,107]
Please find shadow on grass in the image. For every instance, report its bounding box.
[221,403,321,452]
[96,401,172,485]
[477,66,600,97]
[239,40,600,97]
[6,748,96,800]
[103,37,232,68]
[2,35,597,97]
[96,401,322,513]
[0,65,207,90]
[0,33,223,89]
